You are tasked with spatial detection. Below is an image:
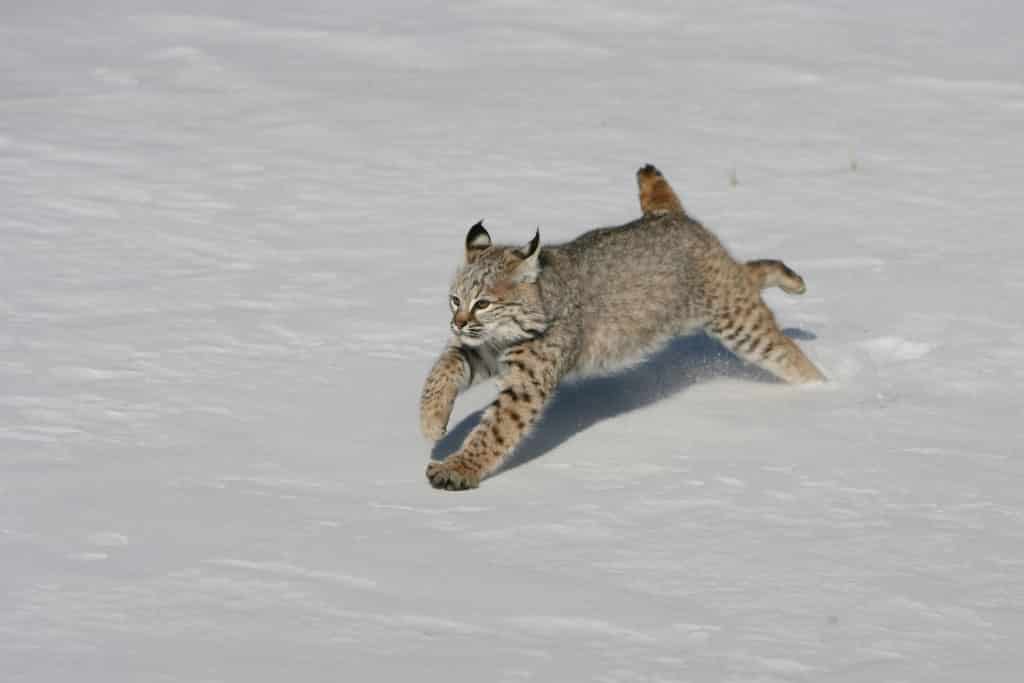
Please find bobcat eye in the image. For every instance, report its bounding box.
[449,295,461,309]
[474,299,491,311]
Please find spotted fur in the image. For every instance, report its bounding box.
[421,165,825,490]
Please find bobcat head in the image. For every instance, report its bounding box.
[447,221,549,348]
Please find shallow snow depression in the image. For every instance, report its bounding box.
[2,1,1023,681]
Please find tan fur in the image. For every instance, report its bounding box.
[745,259,807,295]
[420,165,825,490]
[637,163,685,216]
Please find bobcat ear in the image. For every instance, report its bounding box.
[512,228,541,282]
[465,220,491,262]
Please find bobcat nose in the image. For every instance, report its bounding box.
[452,312,470,330]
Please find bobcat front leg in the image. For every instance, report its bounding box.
[419,345,490,441]
[426,338,565,491]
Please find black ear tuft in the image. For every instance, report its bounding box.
[522,228,540,259]
[510,228,542,282]
[465,220,492,261]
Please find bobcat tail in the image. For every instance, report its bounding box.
[745,259,807,295]
[637,164,685,216]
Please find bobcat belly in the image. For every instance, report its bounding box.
[570,319,702,378]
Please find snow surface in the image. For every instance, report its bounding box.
[3,1,1023,680]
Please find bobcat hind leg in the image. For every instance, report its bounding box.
[707,300,825,384]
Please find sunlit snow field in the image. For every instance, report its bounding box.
[2,1,1023,680]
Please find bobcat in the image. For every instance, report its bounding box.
[420,165,824,490]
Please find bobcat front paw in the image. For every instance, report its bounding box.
[426,459,480,491]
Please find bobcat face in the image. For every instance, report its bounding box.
[448,221,548,348]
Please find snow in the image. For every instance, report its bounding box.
[2,0,1023,680]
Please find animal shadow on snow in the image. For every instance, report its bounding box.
[431,328,816,475]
